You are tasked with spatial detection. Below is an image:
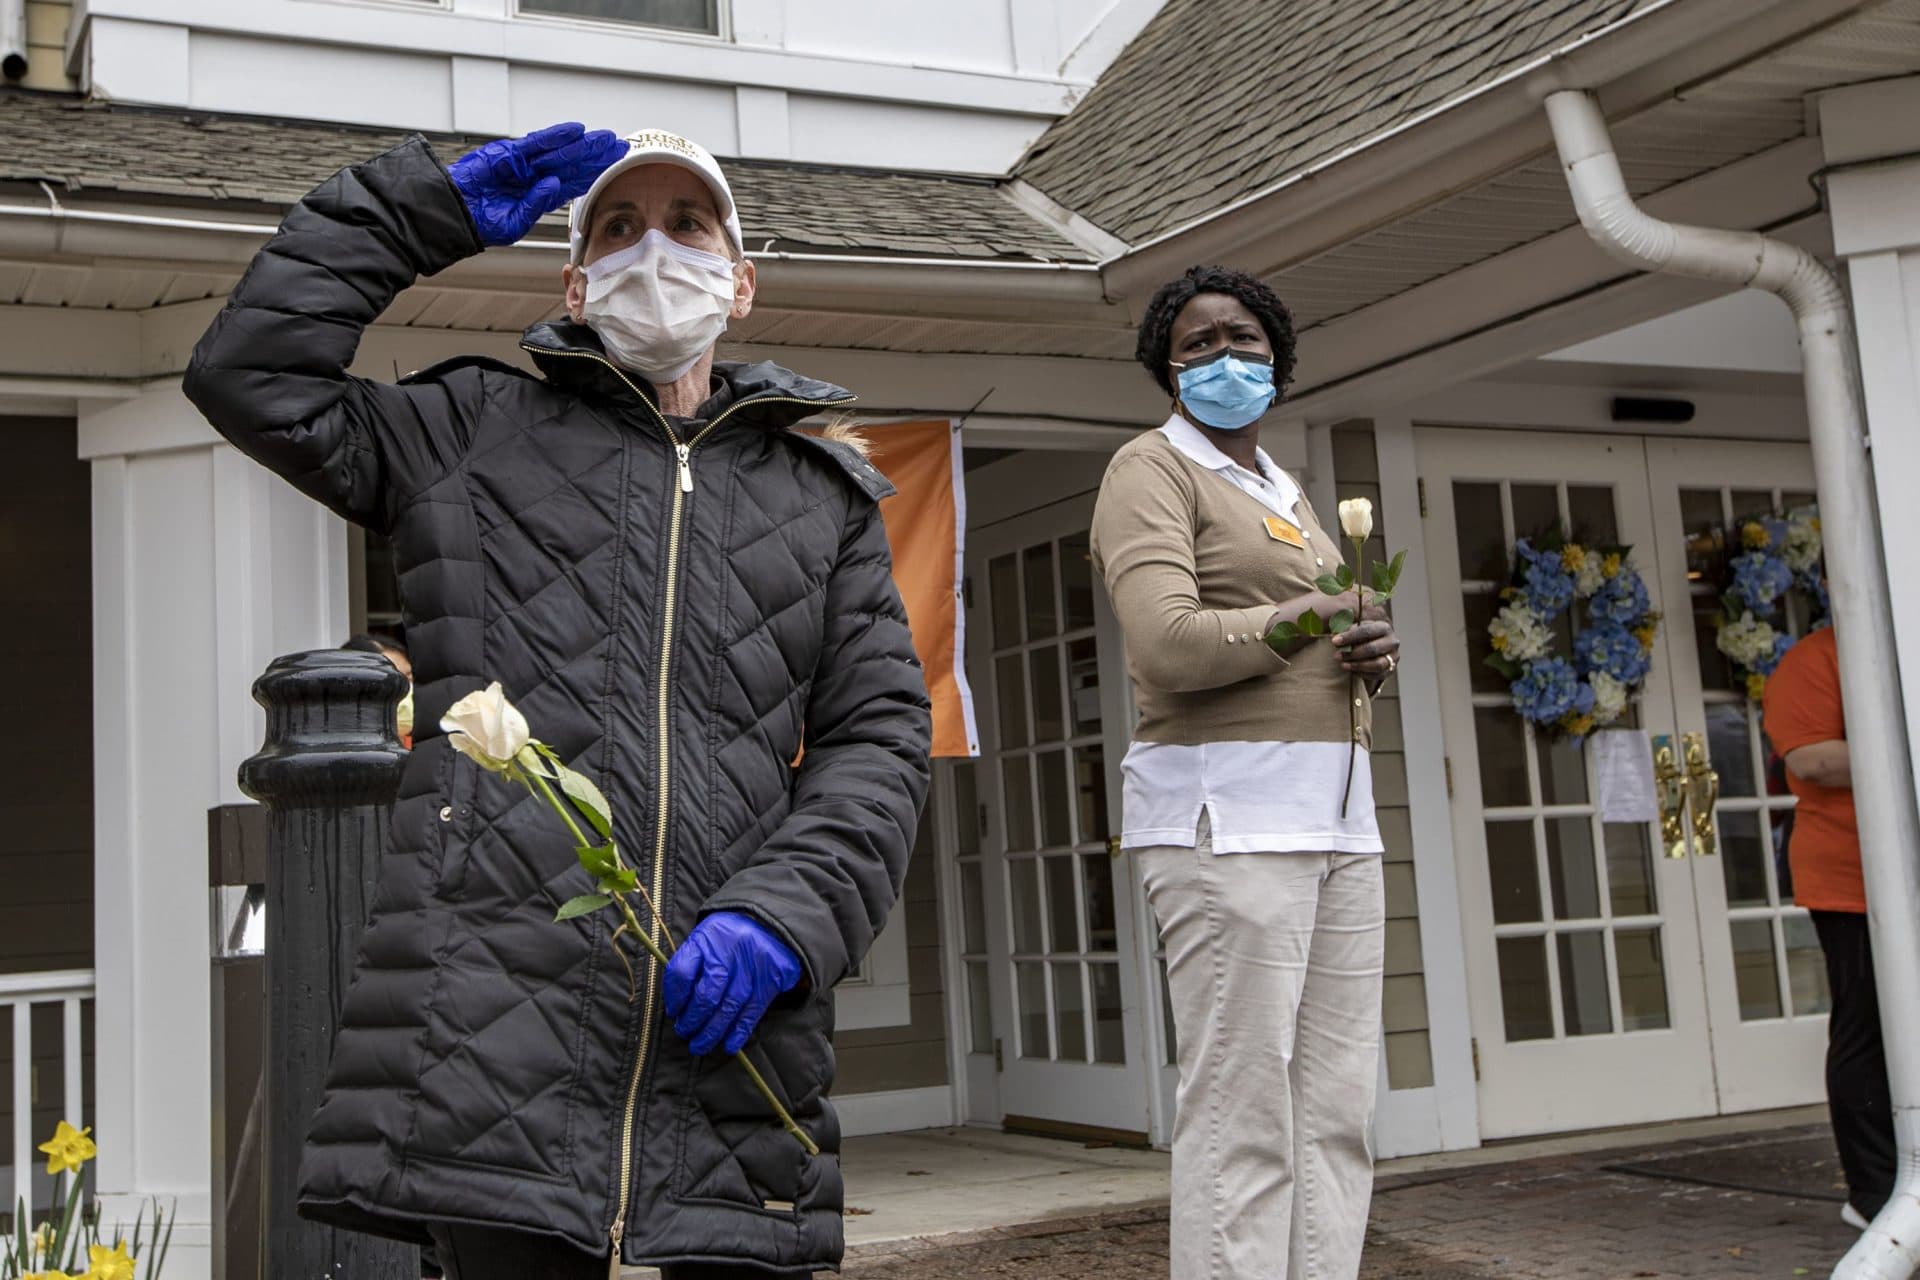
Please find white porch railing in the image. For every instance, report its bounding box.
[2,969,94,1220]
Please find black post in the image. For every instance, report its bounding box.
[239,650,415,1280]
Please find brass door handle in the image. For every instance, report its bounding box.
[1683,731,1720,857]
[1652,735,1689,860]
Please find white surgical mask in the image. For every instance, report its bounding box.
[579,229,737,384]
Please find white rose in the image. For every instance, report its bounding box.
[441,681,531,773]
[396,685,415,740]
[1338,497,1374,542]
[1590,671,1628,724]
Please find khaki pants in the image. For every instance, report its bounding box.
[1139,824,1385,1279]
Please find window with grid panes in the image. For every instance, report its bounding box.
[519,0,720,34]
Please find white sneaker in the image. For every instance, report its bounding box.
[1843,1203,1871,1231]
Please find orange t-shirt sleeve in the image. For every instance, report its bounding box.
[1763,632,1843,756]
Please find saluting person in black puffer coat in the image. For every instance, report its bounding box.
[183,122,932,1280]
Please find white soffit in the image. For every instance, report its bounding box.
[1541,289,1804,374]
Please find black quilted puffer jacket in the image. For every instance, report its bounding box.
[183,137,931,1272]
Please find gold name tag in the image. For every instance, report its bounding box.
[1264,516,1306,548]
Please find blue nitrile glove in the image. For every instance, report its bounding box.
[664,911,804,1057]
[446,122,625,248]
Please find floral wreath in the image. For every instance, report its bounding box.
[1484,534,1660,744]
[1713,507,1825,701]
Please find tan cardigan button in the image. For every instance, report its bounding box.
[1226,634,1237,644]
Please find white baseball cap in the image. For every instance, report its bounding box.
[568,128,743,263]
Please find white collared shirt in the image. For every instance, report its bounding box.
[1117,415,1383,854]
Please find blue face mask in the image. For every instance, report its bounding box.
[1172,349,1277,431]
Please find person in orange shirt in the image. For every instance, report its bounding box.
[1763,624,1893,1228]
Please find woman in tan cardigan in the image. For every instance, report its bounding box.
[1090,265,1400,1279]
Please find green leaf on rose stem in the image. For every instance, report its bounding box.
[1298,609,1325,638]
[1264,623,1298,653]
[1382,549,1407,593]
[1336,561,1354,590]
[1328,610,1356,635]
[556,893,612,922]
[577,843,621,880]
[1314,573,1346,597]
[601,866,639,895]
[555,764,614,839]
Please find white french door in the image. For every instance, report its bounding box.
[1420,428,1829,1139]
[959,497,1155,1138]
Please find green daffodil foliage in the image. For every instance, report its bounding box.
[3,1123,173,1280]
[439,683,818,1156]
[1263,498,1409,653]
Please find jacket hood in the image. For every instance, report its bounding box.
[521,319,854,430]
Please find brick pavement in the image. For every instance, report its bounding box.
[841,1124,1861,1278]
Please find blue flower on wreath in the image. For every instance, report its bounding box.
[1804,572,1831,620]
[1574,622,1652,686]
[1510,657,1596,726]
[1729,550,1794,617]
[1589,569,1650,624]
[1752,632,1793,677]
[1516,539,1575,616]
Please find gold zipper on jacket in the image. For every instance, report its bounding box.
[520,343,850,1268]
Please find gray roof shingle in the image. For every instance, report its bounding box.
[1017,0,1657,245]
[0,92,1091,262]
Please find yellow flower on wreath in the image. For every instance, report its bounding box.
[1601,552,1623,579]
[83,1241,135,1280]
[1634,622,1658,653]
[1747,673,1769,700]
[1741,522,1772,550]
[37,1120,96,1176]
[1560,712,1596,738]
[1560,544,1588,572]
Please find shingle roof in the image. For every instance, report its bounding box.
[0,91,1091,263]
[1017,0,1656,245]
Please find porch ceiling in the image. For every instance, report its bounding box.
[1269,0,1920,330]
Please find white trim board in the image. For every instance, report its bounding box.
[834,1086,956,1138]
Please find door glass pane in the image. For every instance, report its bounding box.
[1030,649,1065,743]
[1017,961,1050,1058]
[966,960,993,1053]
[995,654,1028,749]
[1476,708,1529,806]
[1453,481,1507,581]
[1023,543,1058,640]
[1465,593,1507,693]
[1090,963,1125,1063]
[1732,489,1774,523]
[522,0,718,32]
[959,860,986,952]
[1546,818,1601,920]
[952,762,980,856]
[1557,931,1614,1036]
[1052,963,1088,1062]
[1566,485,1619,545]
[1082,852,1117,951]
[1067,637,1102,734]
[990,554,1021,648]
[1003,757,1035,850]
[1037,750,1073,848]
[1784,913,1832,1016]
[1604,823,1658,916]
[1692,598,1734,692]
[1511,482,1559,542]
[1487,821,1543,924]
[1719,811,1772,908]
[1707,703,1756,798]
[1075,745,1110,844]
[1061,531,1096,631]
[1615,928,1671,1030]
[1731,918,1784,1020]
[1679,488,1727,578]
[1045,855,1081,951]
[1009,858,1042,952]
[1497,936,1555,1041]
[1536,733,1589,806]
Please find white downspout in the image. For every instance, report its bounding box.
[1544,89,1920,1280]
[0,0,24,81]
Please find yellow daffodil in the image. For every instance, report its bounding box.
[1742,522,1771,549]
[22,1270,76,1280]
[37,1120,96,1176]
[1560,544,1587,572]
[32,1222,57,1256]
[1601,552,1623,579]
[1747,673,1768,701]
[83,1241,135,1280]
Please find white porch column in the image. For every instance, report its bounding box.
[83,384,350,1280]
[1819,78,1920,777]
